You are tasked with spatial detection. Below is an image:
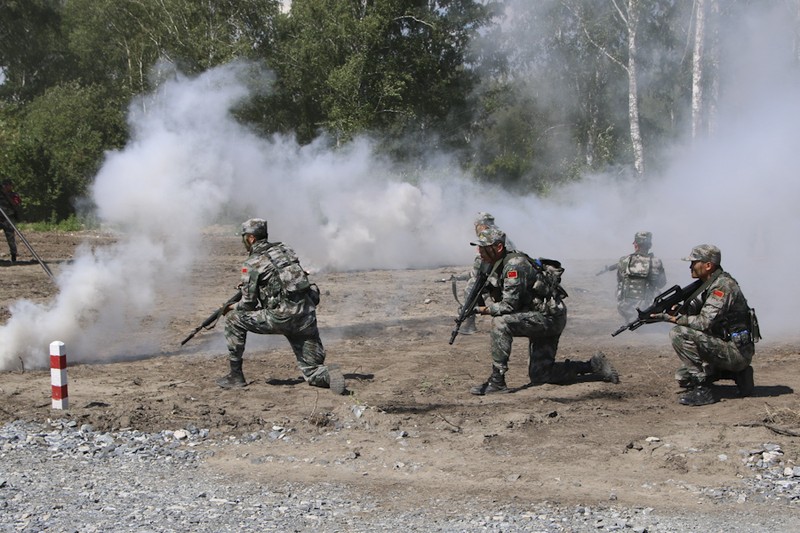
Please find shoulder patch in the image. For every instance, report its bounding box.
[712,289,724,298]
[507,270,518,279]
[242,267,248,273]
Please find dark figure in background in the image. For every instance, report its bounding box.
[218,218,346,394]
[468,227,619,395]
[661,244,758,406]
[0,180,21,263]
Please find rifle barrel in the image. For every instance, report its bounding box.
[180,291,241,347]
[448,330,458,345]
[611,325,628,337]
[180,328,201,346]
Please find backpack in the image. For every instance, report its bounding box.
[532,257,569,301]
[624,253,652,278]
[509,253,569,301]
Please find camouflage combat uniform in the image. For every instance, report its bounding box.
[670,268,755,384]
[459,212,515,334]
[224,239,332,387]
[468,228,618,394]
[484,251,570,383]
[462,238,516,305]
[616,251,666,322]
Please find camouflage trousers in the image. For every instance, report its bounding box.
[669,325,754,383]
[489,309,569,383]
[224,309,331,387]
[0,220,16,257]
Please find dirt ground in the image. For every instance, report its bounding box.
[2,230,800,518]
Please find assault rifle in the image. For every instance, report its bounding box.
[180,291,243,346]
[611,279,703,337]
[596,263,617,276]
[0,204,55,282]
[449,261,494,345]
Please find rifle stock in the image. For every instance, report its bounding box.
[596,264,617,276]
[449,261,493,345]
[181,291,243,346]
[611,279,703,337]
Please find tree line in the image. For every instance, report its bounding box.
[0,0,797,222]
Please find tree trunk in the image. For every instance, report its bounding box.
[691,0,706,140]
[626,0,645,176]
[707,0,720,136]
[793,0,800,65]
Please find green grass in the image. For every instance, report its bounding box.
[18,214,97,232]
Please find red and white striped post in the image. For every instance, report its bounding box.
[50,341,68,410]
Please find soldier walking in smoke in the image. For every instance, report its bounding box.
[658,245,759,406]
[0,180,22,263]
[216,218,346,394]
[467,227,619,395]
[599,231,666,322]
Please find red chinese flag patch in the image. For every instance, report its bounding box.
[507,270,518,279]
[712,289,724,298]
[242,267,248,273]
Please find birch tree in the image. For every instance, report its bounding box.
[563,0,646,176]
[690,0,705,139]
[691,0,720,139]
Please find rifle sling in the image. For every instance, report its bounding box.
[451,278,462,306]
[681,269,722,312]
[469,257,503,308]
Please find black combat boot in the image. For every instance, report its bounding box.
[679,379,716,406]
[327,364,347,395]
[216,359,246,389]
[470,367,509,395]
[10,253,16,263]
[734,366,755,397]
[589,351,620,384]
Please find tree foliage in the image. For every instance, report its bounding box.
[0,0,76,103]
[256,0,498,149]
[14,82,127,220]
[0,0,798,220]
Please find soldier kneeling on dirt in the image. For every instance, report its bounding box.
[660,244,759,406]
[217,218,346,394]
[467,227,619,395]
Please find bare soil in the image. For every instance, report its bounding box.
[2,231,800,518]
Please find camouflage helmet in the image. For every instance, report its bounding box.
[470,226,506,247]
[240,218,268,240]
[633,231,652,249]
[682,244,721,265]
[473,212,496,228]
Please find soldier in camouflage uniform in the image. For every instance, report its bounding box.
[662,245,757,406]
[468,228,619,395]
[0,180,21,263]
[614,232,666,322]
[459,212,515,335]
[217,218,346,394]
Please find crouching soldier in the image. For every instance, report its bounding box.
[662,245,758,406]
[218,218,346,394]
[468,227,619,395]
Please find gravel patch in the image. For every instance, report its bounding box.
[1,419,799,532]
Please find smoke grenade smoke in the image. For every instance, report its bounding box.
[0,4,797,371]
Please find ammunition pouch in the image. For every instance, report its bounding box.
[729,330,752,347]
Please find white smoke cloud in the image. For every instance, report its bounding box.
[0,3,796,370]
